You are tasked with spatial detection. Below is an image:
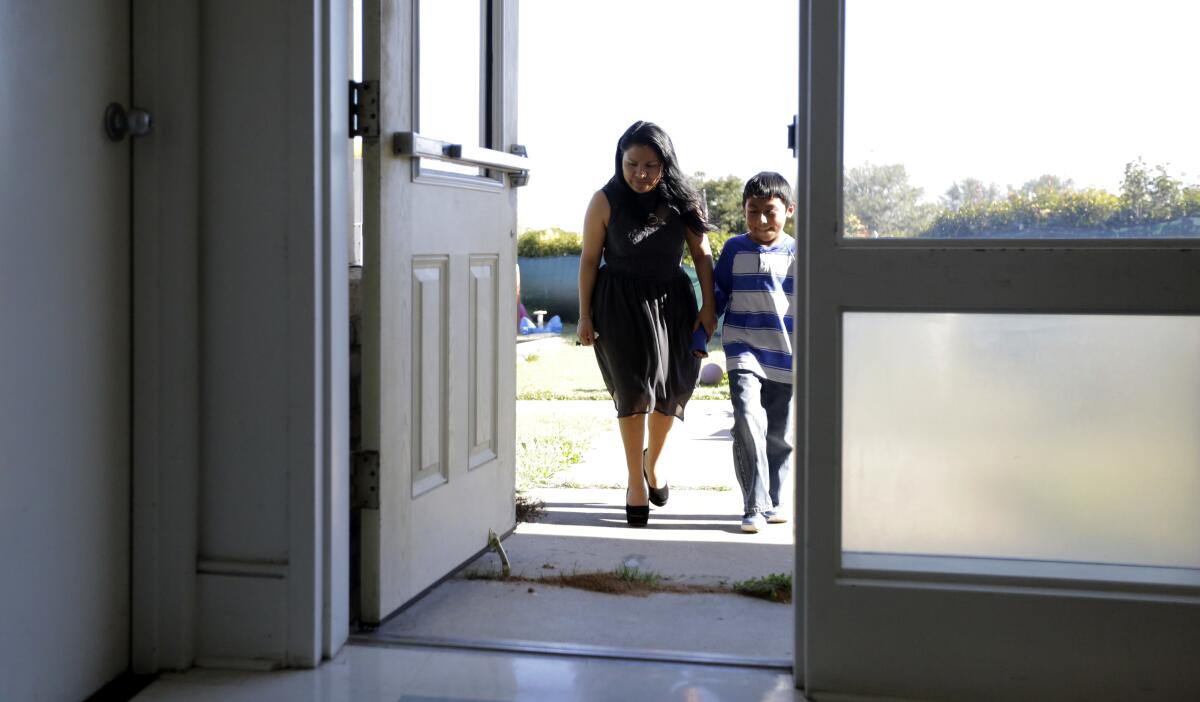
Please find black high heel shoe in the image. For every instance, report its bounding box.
[642,448,669,507]
[625,486,649,527]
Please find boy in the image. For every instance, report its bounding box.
[712,172,797,533]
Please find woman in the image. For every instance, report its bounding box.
[577,121,717,527]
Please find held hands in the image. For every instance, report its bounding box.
[693,304,717,340]
[577,316,599,346]
[580,307,711,347]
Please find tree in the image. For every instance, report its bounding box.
[943,177,1001,210]
[1121,158,1185,223]
[1120,158,1152,222]
[1019,174,1075,197]
[690,172,745,234]
[690,171,802,237]
[844,162,932,237]
[1148,165,1184,221]
[1184,186,1200,218]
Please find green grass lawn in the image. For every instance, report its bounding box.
[514,406,603,492]
[515,324,729,495]
[516,324,729,401]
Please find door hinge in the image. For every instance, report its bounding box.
[787,114,799,158]
[349,80,379,139]
[351,450,380,509]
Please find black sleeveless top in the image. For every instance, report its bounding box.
[600,178,688,281]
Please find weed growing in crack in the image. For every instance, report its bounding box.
[613,564,663,587]
[732,573,792,603]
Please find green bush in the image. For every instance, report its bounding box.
[1183,188,1200,217]
[924,188,1138,238]
[518,228,583,257]
[521,226,740,263]
[705,230,736,260]
[920,160,1199,238]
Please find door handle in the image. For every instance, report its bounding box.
[393,132,531,186]
[104,103,153,141]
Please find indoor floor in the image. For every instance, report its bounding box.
[133,643,803,702]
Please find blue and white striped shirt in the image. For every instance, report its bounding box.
[712,234,796,384]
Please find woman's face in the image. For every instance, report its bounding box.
[621,144,663,194]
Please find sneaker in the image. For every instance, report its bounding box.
[741,513,766,533]
[763,510,789,524]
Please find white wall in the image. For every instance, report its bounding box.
[0,2,131,698]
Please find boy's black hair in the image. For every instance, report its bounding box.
[610,120,712,235]
[743,171,793,207]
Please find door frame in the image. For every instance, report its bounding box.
[797,0,1200,698]
[131,0,201,672]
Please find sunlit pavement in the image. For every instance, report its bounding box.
[135,399,801,701]
[357,400,795,664]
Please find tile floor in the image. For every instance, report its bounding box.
[134,643,804,702]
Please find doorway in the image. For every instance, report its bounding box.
[348,0,801,674]
[348,1,1200,699]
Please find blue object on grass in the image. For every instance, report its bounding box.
[546,315,563,333]
[519,316,537,334]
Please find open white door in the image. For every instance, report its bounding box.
[359,0,523,623]
[799,1,1200,699]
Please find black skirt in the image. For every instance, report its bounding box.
[591,266,700,419]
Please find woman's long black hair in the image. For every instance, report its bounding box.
[610,120,711,235]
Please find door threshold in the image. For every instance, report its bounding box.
[348,631,792,671]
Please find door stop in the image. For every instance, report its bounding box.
[487,529,511,579]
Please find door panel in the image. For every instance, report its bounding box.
[0,1,130,698]
[468,256,498,469]
[800,1,1200,699]
[412,256,449,494]
[360,0,519,622]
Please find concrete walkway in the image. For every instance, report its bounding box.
[545,399,752,492]
[363,400,796,665]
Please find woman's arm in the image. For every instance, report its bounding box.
[577,190,609,346]
[686,228,717,338]
[711,237,733,317]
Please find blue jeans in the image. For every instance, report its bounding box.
[729,370,793,516]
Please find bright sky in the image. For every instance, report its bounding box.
[357,1,1199,232]
[516,0,1197,231]
[517,0,800,231]
[844,0,1200,202]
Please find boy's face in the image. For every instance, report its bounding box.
[744,195,794,245]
